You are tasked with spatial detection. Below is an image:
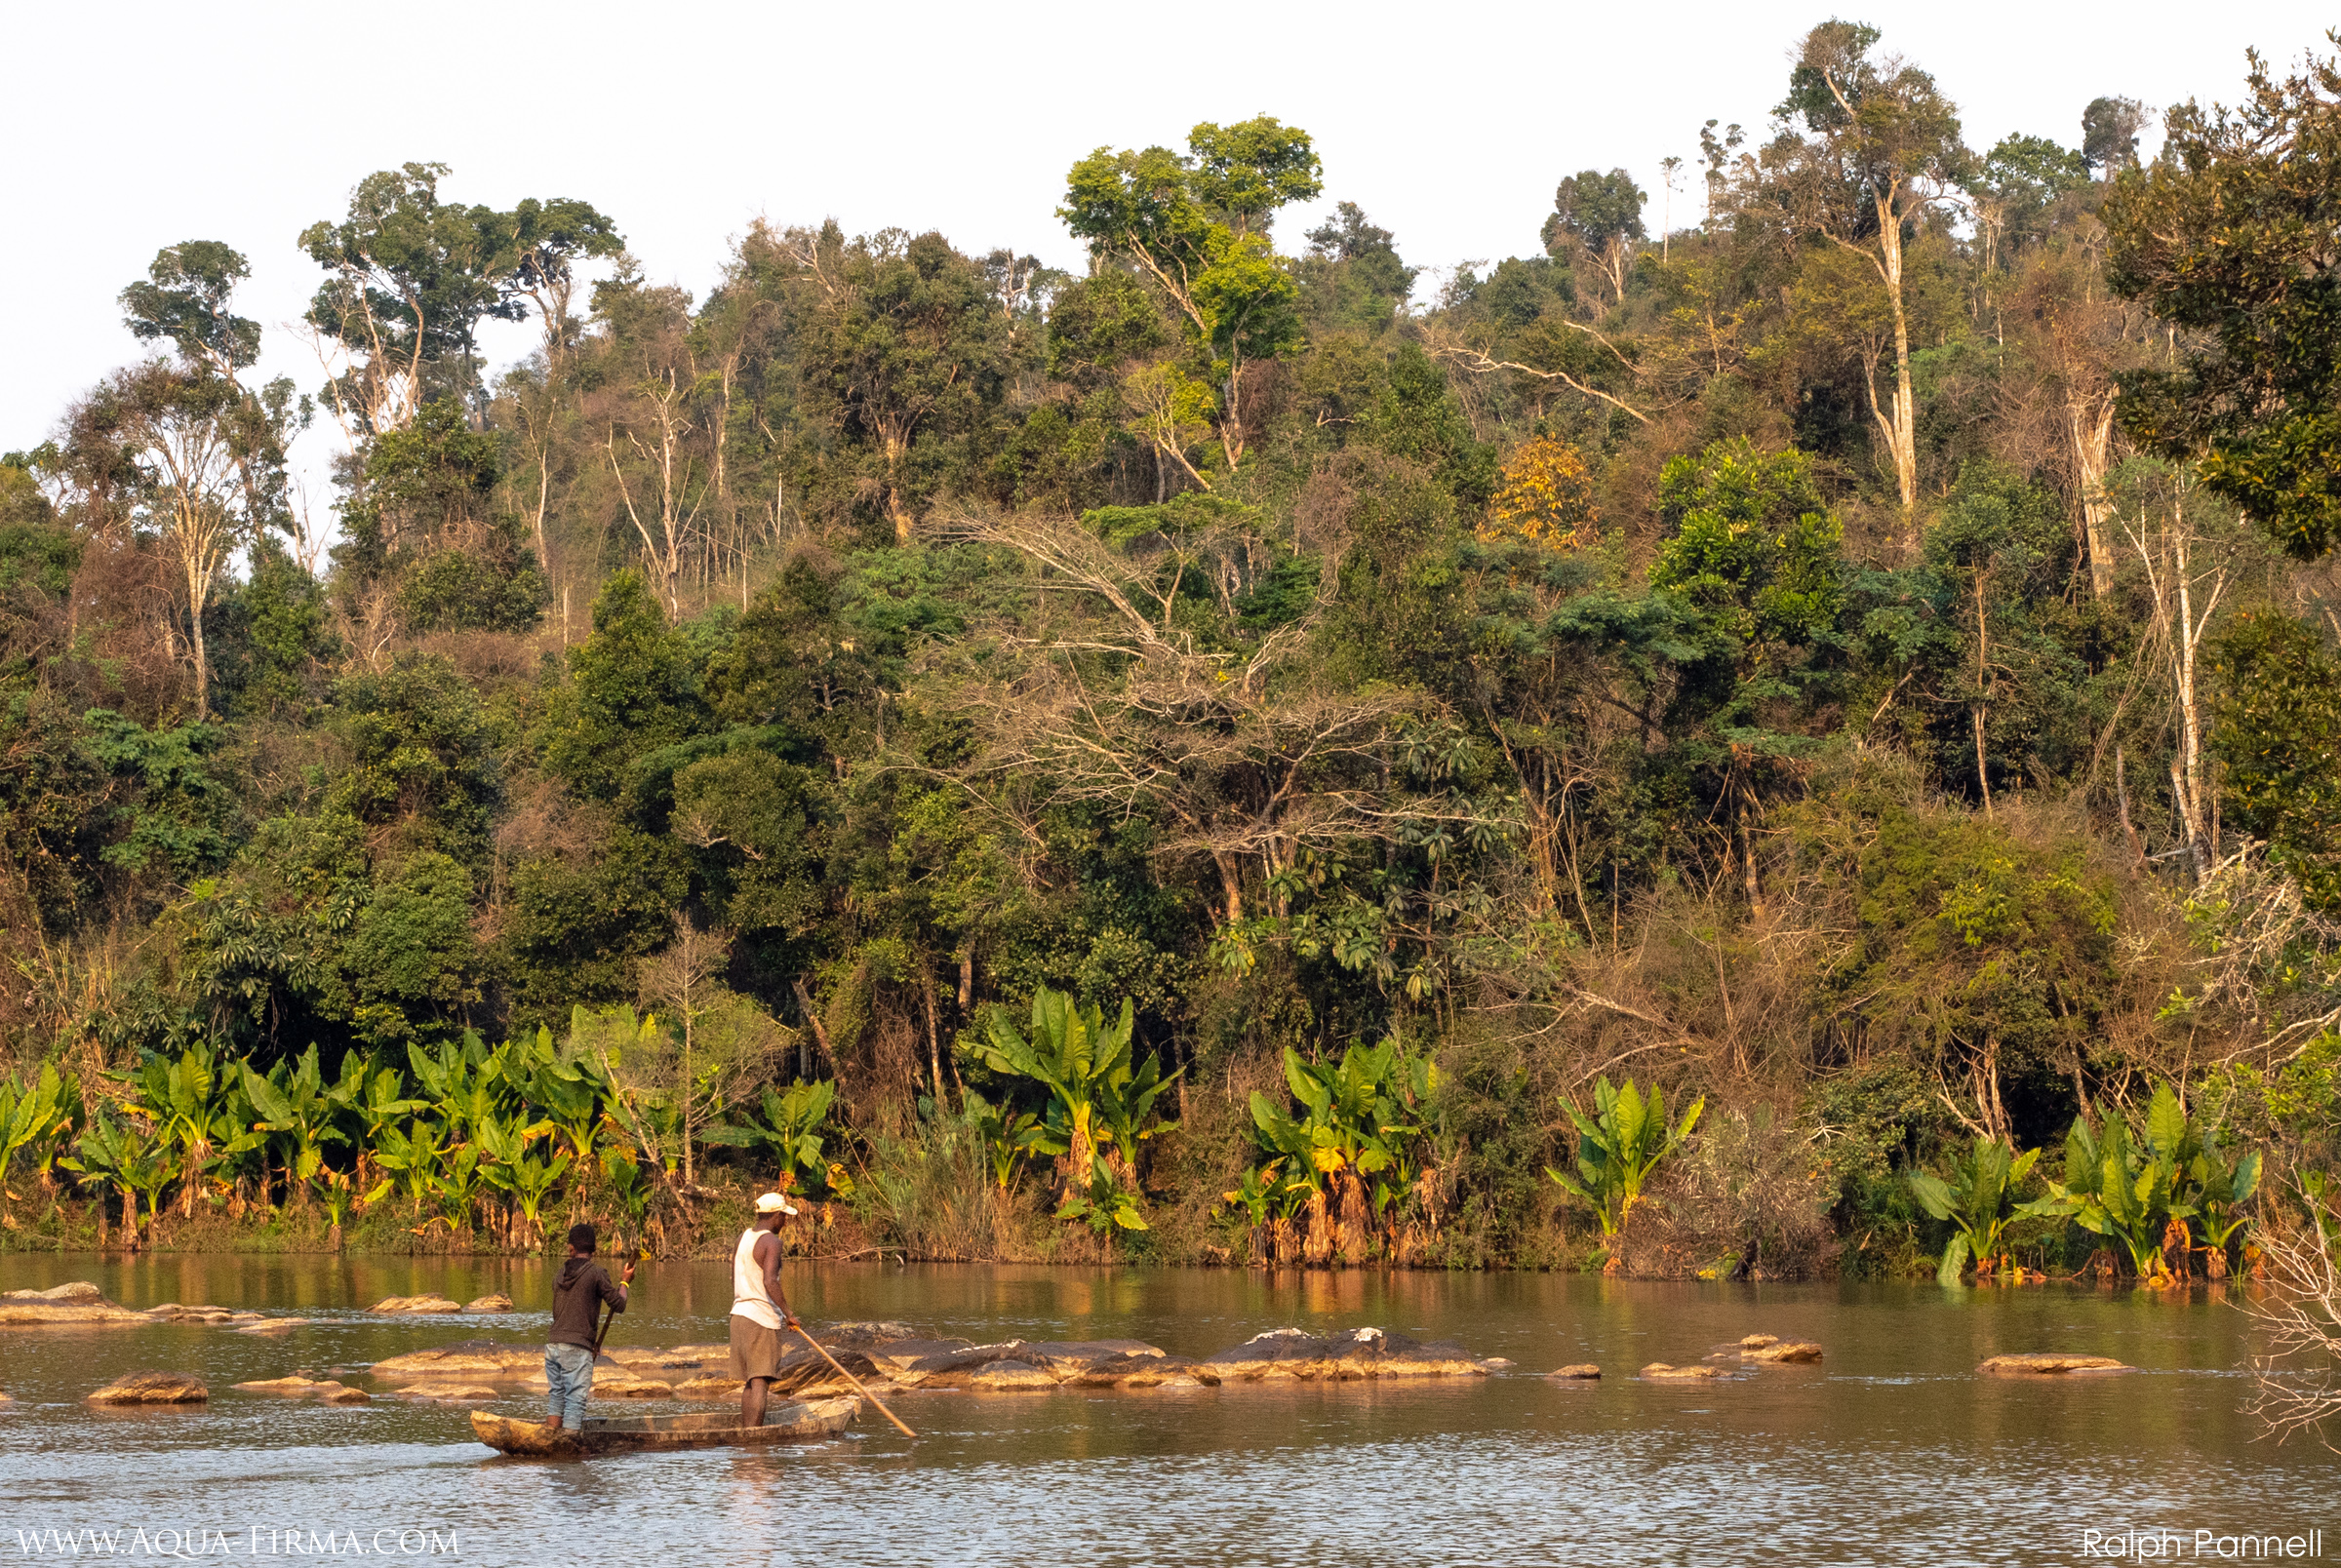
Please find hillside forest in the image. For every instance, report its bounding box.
[6,20,2341,1280]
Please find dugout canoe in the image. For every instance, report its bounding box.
[470,1396,859,1456]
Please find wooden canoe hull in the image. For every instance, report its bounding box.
[471,1397,859,1456]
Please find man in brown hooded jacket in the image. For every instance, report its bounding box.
[545,1223,632,1432]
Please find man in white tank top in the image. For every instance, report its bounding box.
[730,1192,801,1428]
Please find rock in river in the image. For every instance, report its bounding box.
[1639,1363,1722,1381]
[1,1282,155,1325]
[87,1371,209,1404]
[1066,1352,1218,1390]
[1743,1341,1823,1363]
[965,1360,1058,1392]
[371,1342,543,1378]
[367,1294,463,1314]
[1977,1352,2130,1376]
[389,1385,501,1401]
[1548,1364,1603,1380]
[592,1374,673,1399]
[1204,1327,1489,1382]
[233,1377,372,1404]
[462,1294,514,1313]
[673,1375,745,1399]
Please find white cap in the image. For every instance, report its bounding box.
[755,1192,799,1215]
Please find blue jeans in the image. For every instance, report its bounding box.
[545,1343,595,1428]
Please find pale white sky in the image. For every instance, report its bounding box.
[7,0,2331,507]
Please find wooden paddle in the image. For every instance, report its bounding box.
[589,1234,641,1359]
[790,1322,917,1438]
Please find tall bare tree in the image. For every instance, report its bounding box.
[1758,21,1968,521]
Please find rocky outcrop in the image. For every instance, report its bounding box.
[965,1360,1057,1392]
[1203,1327,1488,1382]
[605,1345,723,1370]
[367,1294,463,1314]
[1743,1341,1823,1363]
[1548,1364,1603,1380]
[1065,1352,1215,1390]
[822,1320,923,1348]
[235,1317,313,1334]
[389,1384,501,1401]
[766,1346,891,1397]
[1,1282,154,1325]
[1739,1334,1778,1349]
[673,1375,745,1398]
[87,1371,209,1404]
[147,1304,265,1324]
[371,1342,543,1378]
[864,1338,975,1373]
[592,1374,673,1398]
[231,1377,369,1404]
[462,1294,515,1313]
[1977,1352,2130,1376]
[1638,1363,1722,1381]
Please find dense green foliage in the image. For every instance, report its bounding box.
[5,21,2339,1274]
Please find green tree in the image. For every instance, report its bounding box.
[334,398,547,632]
[1760,20,1968,513]
[2081,95,2148,176]
[2107,46,2341,559]
[786,228,1011,544]
[2212,612,2341,911]
[63,361,291,720]
[536,569,707,800]
[299,162,523,427]
[120,241,263,381]
[1061,116,1322,471]
[1540,169,1647,305]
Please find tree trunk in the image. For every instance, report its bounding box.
[1875,192,1920,522]
[2070,397,2116,598]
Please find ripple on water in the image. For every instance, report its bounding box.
[1,1258,2325,1566]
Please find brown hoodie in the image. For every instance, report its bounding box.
[549,1256,624,1349]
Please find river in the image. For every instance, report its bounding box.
[0,1253,2331,1566]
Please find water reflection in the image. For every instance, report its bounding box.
[1,1254,2330,1566]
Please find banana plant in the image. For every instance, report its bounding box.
[965,1090,1048,1193]
[516,1029,608,1167]
[242,1046,347,1210]
[428,1141,485,1232]
[1248,1039,1433,1212]
[128,1043,225,1219]
[63,1112,173,1247]
[0,1064,78,1221]
[2044,1087,2201,1279]
[1907,1137,2064,1286]
[981,987,1180,1173]
[477,1115,571,1246]
[600,1143,654,1233]
[1217,1159,1286,1229]
[1056,1150,1147,1235]
[2190,1137,2263,1263]
[316,1166,377,1245]
[1544,1077,1704,1238]
[704,1080,846,1196]
[341,1054,423,1191]
[374,1119,447,1209]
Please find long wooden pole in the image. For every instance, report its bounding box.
[590,1235,638,1359]
[791,1324,916,1438]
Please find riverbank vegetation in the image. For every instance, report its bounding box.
[7,21,2341,1279]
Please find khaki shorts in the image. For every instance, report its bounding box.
[731,1314,785,1381]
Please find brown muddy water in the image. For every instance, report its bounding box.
[0,1254,2332,1566]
